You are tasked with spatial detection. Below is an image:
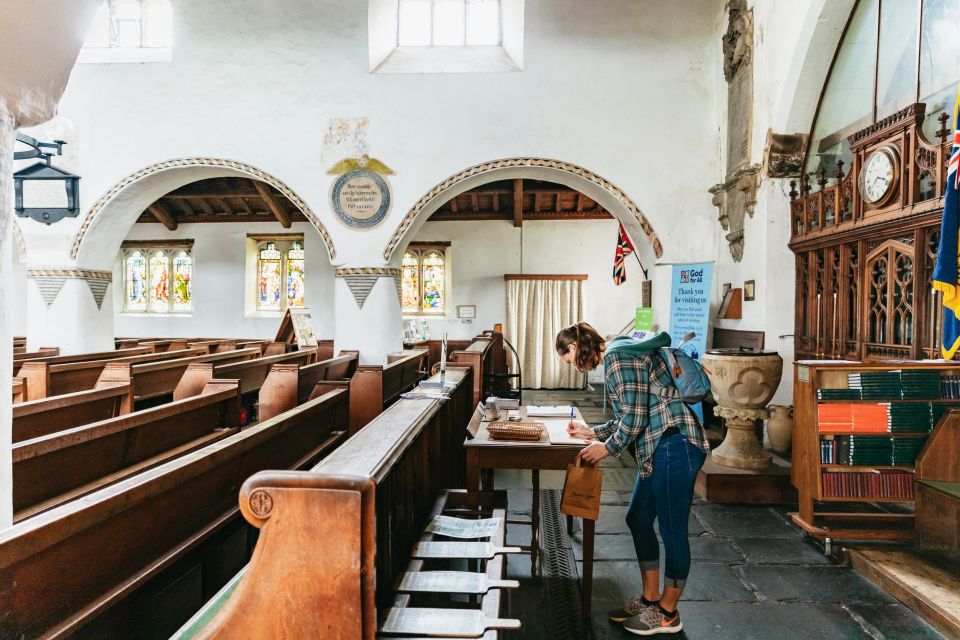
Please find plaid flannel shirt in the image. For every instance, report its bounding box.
[593,350,709,478]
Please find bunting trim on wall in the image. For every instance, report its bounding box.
[335,267,402,309]
[27,268,112,309]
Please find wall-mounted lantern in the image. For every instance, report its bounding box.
[13,133,80,224]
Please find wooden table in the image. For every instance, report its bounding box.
[464,406,596,617]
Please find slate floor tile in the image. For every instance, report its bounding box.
[734,537,833,565]
[736,565,897,604]
[576,533,743,562]
[845,603,944,640]
[594,602,872,640]
[586,560,756,604]
[693,504,799,538]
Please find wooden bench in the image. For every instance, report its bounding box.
[916,409,960,559]
[13,346,152,372]
[187,339,239,353]
[17,346,211,401]
[341,349,427,434]
[172,349,320,401]
[12,347,59,364]
[12,376,25,404]
[0,387,349,639]
[93,347,262,404]
[449,337,494,407]
[256,352,360,421]
[13,376,134,443]
[179,368,484,639]
[12,379,242,522]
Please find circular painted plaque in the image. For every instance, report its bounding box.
[330,169,392,229]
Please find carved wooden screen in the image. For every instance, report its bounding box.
[921,226,942,358]
[863,239,915,360]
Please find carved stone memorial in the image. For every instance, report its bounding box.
[709,0,758,263]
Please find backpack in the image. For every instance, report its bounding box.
[648,333,713,404]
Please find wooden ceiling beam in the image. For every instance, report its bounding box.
[236,196,254,215]
[216,197,233,216]
[196,197,215,216]
[576,193,585,212]
[470,192,479,213]
[450,197,459,213]
[513,179,523,228]
[492,192,500,212]
[534,192,541,213]
[177,198,196,216]
[147,201,178,231]
[555,192,563,214]
[254,180,292,228]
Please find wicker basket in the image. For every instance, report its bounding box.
[487,420,545,441]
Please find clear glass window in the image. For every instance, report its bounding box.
[122,245,191,313]
[82,0,172,50]
[256,238,306,312]
[398,0,500,47]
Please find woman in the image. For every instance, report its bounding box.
[557,322,709,636]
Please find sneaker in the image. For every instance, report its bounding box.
[608,595,656,623]
[623,607,683,635]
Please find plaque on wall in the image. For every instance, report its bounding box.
[327,155,394,229]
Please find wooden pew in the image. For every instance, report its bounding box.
[12,347,59,364]
[138,338,191,352]
[17,346,211,401]
[0,388,349,639]
[449,337,494,407]
[185,368,479,638]
[94,347,262,403]
[341,349,427,434]
[257,352,360,421]
[916,409,960,559]
[12,377,25,404]
[13,346,152,371]
[188,339,239,353]
[12,379,242,522]
[13,376,134,443]
[172,348,319,400]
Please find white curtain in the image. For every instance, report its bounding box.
[505,278,585,389]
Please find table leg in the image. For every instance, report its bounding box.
[531,469,540,575]
[582,517,595,618]
[466,450,481,492]
[566,515,574,535]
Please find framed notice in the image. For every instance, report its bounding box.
[275,307,318,347]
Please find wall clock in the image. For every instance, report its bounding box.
[858,146,899,206]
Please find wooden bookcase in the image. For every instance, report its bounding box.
[791,360,960,547]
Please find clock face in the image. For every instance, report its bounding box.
[859,148,896,204]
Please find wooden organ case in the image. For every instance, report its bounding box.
[790,104,955,361]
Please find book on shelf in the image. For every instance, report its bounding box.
[820,469,915,500]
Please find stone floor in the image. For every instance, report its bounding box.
[497,389,944,639]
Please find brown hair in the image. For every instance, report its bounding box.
[555,322,605,372]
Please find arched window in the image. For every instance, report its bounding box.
[256,238,306,312]
[804,0,960,192]
[401,244,450,316]
[398,0,501,47]
[122,242,192,313]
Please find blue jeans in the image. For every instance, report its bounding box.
[625,433,706,589]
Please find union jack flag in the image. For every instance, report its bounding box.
[613,223,635,285]
[933,85,960,359]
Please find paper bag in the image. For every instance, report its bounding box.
[560,456,603,520]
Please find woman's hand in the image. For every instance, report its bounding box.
[579,441,610,464]
[566,421,595,441]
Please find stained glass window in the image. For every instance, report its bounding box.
[255,238,306,312]
[402,251,421,313]
[122,244,192,313]
[286,242,305,308]
[172,250,192,311]
[125,250,147,311]
[402,245,449,316]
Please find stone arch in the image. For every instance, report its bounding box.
[382,157,664,263]
[70,157,337,267]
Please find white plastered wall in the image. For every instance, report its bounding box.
[114,222,335,339]
[410,219,656,341]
